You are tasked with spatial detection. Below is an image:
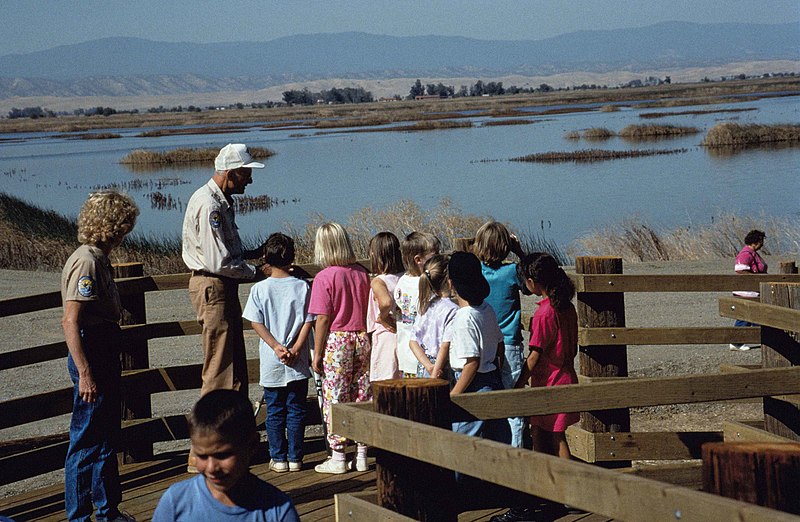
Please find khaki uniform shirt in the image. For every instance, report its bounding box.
[61,244,122,326]
[181,179,256,280]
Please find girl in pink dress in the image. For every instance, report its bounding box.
[515,252,579,460]
[366,232,404,381]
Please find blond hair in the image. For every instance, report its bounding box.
[314,222,356,267]
[473,221,511,265]
[418,254,449,316]
[77,191,139,247]
[400,231,440,276]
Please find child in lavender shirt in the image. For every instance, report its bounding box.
[409,255,458,379]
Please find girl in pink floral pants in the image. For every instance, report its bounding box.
[308,223,372,474]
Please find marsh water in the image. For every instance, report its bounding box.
[1,94,798,248]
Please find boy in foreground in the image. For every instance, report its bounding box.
[152,390,300,521]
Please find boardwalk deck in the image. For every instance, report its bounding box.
[0,445,603,521]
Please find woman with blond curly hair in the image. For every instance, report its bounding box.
[61,191,138,522]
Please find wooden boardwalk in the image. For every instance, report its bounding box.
[0,445,608,521]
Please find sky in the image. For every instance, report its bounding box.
[1,0,798,57]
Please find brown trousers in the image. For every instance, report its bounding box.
[188,274,248,397]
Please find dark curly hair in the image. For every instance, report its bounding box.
[517,252,575,310]
[744,229,765,247]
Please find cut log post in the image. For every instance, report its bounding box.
[452,237,474,253]
[575,257,631,436]
[113,262,153,462]
[373,379,457,521]
[702,442,800,514]
[759,282,800,441]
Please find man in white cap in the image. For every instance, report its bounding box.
[182,144,266,406]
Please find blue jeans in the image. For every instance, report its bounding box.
[264,378,308,463]
[500,344,526,448]
[65,325,122,522]
[451,370,511,444]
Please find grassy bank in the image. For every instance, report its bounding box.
[1,77,797,135]
[574,213,800,262]
[702,122,800,147]
[510,148,688,163]
[120,146,275,166]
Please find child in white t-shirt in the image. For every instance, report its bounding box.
[394,231,440,377]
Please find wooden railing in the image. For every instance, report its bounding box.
[331,270,800,520]
[1,256,798,515]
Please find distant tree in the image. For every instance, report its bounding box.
[409,79,425,99]
[455,85,469,97]
[470,80,485,96]
[8,106,54,119]
[537,83,553,92]
[283,89,315,105]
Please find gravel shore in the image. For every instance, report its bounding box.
[1,258,774,498]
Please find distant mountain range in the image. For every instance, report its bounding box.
[0,21,797,99]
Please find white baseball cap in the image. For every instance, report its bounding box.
[214,144,265,171]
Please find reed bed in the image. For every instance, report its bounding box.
[136,125,251,137]
[510,148,687,163]
[564,130,581,140]
[119,146,274,165]
[482,119,538,127]
[702,122,800,147]
[599,105,621,112]
[233,194,282,214]
[618,124,701,139]
[582,127,614,140]
[573,213,800,262]
[638,107,757,119]
[59,132,121,140]
[317,120,473,135]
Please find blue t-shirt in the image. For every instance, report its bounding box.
[152,474,299,522]
[242,276,314,387]
[481,262,522,345]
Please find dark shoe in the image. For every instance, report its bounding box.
[489,507,538,522]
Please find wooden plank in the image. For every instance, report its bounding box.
[0,340,68,370]
[719,297,800,332]
[335,491,416,521]
[575,273,800,293]
[567,425,723,463]
[333,404,797,522]
[451,366,800,420]
[723,421,796,443]
[0,290,61,317]
[0,415,190,485]
[589,429,722,461]
[578,326,759,346]
[621,462,703,490]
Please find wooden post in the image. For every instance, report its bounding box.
[575,257,631,435]
[452,237,474,253]
[113,262,153,462]
[373,379,457,521]
[778,261,798,274]
[702,442,800,514]
[759,282,800,441]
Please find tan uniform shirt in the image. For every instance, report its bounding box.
[61,244,122,326]
[181,179,256,280]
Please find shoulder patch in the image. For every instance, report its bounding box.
[209,210,222,229]
[77,276,95,297]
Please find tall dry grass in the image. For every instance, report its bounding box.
[120,146,274,165]
[618,124,700,139]
[511,148,687,163]
[573,213,800,262]
[702,123,800,147]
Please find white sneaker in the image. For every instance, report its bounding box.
[348,457,369,472]
[289,461,302,472]
[269,459,288,473]
[314,458,347,474]
[730,343,758,351]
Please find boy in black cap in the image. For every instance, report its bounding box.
[446,252,510,444]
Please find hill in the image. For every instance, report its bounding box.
[0,21,797,100]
